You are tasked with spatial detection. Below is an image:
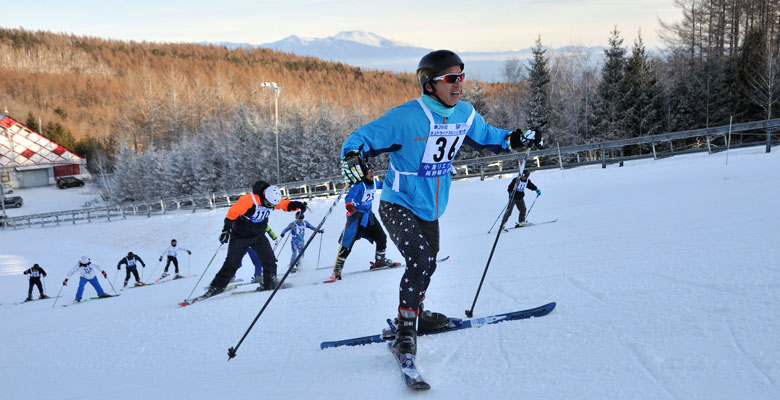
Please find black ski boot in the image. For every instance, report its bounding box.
[417,303,451,333]
[256,276,279,292]
[203,286,224,298]
[25,295,33,302]
[372,251,396,269]
[393,309,418,357]
[331,257,346,280]
[39,294,50,299]
[98,293,113,299]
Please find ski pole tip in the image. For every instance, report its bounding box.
[227,347,237,361]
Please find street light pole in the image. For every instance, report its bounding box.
[261,82,282,183]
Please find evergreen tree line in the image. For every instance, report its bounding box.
[526,0,780,149]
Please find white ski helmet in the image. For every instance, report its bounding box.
[262,185,282,207]
[80,256,90,264]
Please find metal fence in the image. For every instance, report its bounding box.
[2,118,778,230]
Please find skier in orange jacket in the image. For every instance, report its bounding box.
[202,180,306,297]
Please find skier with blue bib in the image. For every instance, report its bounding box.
[339,50,540,358]
[331,162,395,280]
[280,211,321,272]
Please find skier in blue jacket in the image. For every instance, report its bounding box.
[280,211,321,272]
[340,50,540,358]
[331,162,395,280]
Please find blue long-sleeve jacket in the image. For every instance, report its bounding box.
[341,98,510,221]
[339,178,381,248]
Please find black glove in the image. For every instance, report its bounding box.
[159,256,163,262]
[117,266,121,270]
[187,250,192,255]
[219,231,230,244]
[507,129,536,150]
[63,279,68,286]
[101,271,108,279]
[280,232,286,238]
[341,150,365,184]
[318,229,325,233]
[288,201,307,213]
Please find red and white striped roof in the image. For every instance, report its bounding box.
[0,115,83,167]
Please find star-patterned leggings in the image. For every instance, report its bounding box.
[379,201,440,314]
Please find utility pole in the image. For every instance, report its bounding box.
[261,82,282,183]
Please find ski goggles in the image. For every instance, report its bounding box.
[432,72,465,84]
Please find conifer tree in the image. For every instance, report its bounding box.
[591,27,627,140]
[526,36,551,136]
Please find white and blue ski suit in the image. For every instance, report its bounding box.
[65,261,107,301]
[281,219,317,267]
[341,96,510,314]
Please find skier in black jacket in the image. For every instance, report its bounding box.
[117,252,146,287]
[23,264,49,301]
[506,170,541,227]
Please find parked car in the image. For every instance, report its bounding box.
[1,183,12,194]
[3,195,23,208]
[56,176,85,189]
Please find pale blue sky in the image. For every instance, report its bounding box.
[5,0,681,51]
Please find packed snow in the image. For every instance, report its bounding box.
[1,147,778,399]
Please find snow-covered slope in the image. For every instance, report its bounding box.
[1,147,779,399]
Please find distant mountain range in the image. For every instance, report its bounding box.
[205,31,605,82]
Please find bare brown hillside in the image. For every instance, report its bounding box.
[0,28,422,143]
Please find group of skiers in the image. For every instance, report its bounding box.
[19,50,544,363]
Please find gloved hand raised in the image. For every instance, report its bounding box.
[535,189,542,196]
[506,129,540,150]
[280,233,286,238]
[288,201,307,213]
[341,150,365,184]
[101,271,108,279]
[219,231,230,244]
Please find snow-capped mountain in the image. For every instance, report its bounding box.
[207,31,603,82]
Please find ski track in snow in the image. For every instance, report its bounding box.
[568,277,607,303]
[646,271,765,303]
[627,342,680,400]
[727,319,776,387]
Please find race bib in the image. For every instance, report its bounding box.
[418,123,467,177]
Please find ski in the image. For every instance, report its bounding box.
[14,295,60,305]
[503,219,558,232]
[61,294,120,307]
[388,342,431,390]
[321,256,449,283]
[156,274,199,284]
[320,302,556,349]
[230,282,294,296]
[177,283,241,307]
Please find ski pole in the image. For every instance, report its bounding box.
[317,230,323,267]
[274,234,290,259]
[524,193,539,221]
[52,282,65,308]
[145,259,162,284]
[317,218,348,271]
[184,244,223,301]
[103,269,118,294]
[487,203,509,234]
[187,252,191,275]
[228,187,346,361]
[113,268,120,290]
[466,147,532,318]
